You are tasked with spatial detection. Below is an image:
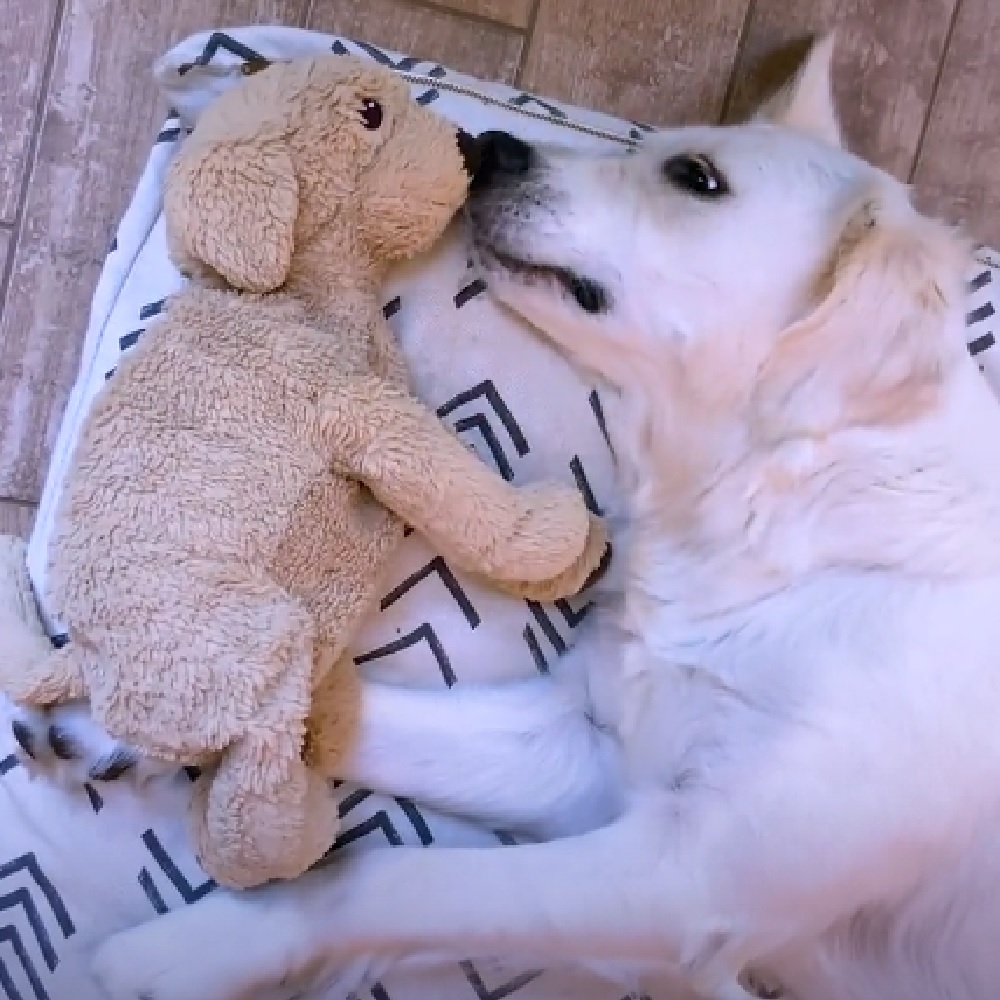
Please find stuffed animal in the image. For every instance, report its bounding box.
[0,56,607,889]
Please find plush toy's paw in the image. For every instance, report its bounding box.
[499,513,611,603]
[7,701,175,786]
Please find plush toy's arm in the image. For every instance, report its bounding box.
[319,379,607,599]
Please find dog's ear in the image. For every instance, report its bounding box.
[165,138,298,293]
[755,34,843,148]
[754,191,968,437]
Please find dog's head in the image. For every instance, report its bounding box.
[465,37,970,451]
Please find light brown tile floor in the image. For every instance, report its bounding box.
[2,0,998,533]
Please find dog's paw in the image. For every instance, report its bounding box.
[92,898,315,1000]
[8,701,172,786]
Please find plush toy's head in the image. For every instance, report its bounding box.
[165,55,473,292]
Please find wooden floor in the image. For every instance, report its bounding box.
[2,0,998,535]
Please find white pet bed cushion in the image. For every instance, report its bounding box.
[1,25,998,1000]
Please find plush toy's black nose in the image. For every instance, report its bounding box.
[461,130,536,190]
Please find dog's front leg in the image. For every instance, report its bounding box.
[339,665,622,839]
[92,806,674,1000]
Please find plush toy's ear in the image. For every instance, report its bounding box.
[754,191,968,437]
[754,33,843,148]
[165,139,298,293]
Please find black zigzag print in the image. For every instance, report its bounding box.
[330,40,441,103]
[521,595,595,673]
[588,389,614,455]
[968,301,995,326]
[139,299,164,321]
[525,601,567,655]
[155,123,182,144]
[438,381,529,482]
[627,120,655,144]
[119,329,143,352]
[460,960,544,1000]
[355,622,456,686]
[138,830,215,914]
[0,926,46,1000]
[0,855,75,1000]
[0,757,17,777]
[324,788,434,855]
[970,269,992,293]
[969,332,996,357]
[190,32,269,73]
[381,555,480,628]
[508,93,567,119]
[455,279,487,308]
[454,415,516,479]
[570,455,603,516]
[138,869,169,916]
[395,797,434,846]
[117,298,166,356]
[332,812,403,851]
[522,622,550,673]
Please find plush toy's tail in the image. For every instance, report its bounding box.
[0,535,88,706]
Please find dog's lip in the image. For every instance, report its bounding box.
[476,241,575,287]
[475,242,610,314]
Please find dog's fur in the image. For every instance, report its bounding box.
[19,36,1000,1000]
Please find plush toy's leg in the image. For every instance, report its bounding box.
[303,651,361,774]
[1,645,89,705]
[0,535,89,706]
[320,380,608,597]
[192,727,340,889]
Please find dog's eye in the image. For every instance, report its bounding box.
[359,98,383,130]
[569,275,609,314]
[662,154,729,198]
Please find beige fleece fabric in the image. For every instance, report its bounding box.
[0,55,606,889]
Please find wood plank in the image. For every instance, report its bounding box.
[0,501,36,540]
[0,0,312,503]
[425,0,533,30]
[910,0,1000,246]
[724,0,958,180]
[0,0,62,224]
[518,0,750,125]
[307,0,524,83]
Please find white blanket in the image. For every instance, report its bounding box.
[2,25,998,1000]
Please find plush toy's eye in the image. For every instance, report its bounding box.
[359,98,384,130]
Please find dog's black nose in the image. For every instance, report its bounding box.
[463,130,536,190]
[456,129,481,178]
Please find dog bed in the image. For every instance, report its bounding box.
[1,25,998,1000]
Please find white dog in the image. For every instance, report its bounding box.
[17,36,1000,1000]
